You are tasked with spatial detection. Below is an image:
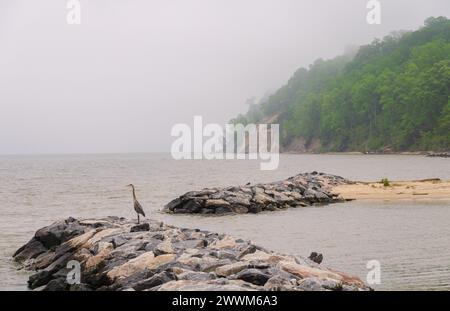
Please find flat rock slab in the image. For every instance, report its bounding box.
[164,172,350,215]
[13,217,370,291]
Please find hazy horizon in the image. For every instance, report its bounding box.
[1,0,449,155]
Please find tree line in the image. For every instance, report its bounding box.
[232,17,450,152]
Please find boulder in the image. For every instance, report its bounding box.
[130,223,150,232]
[163,197,182,211]
[84,242,114,273]
[42,278,69,291]
[241,250,288,265]
[181,199,203,213]
[157,279,259,291]
[278,261,343,281]
[33,251,56,270]
[234,268,271,286]
[13,238,47,262]
[107,253,175,281]
[205,199,230,208]
[199,259,232,273]
[215,206,233,214]
[308,252,323,264]
[34,220,85,249]
[296,278,328,291]
[54,229,98,258]
[231,206,249,214]
[132,271,176,291]
[154,241,175,255]
[215,262,249,277]
[177,270,215,281]
[208,236,237,249]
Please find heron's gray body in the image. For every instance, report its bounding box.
[128,184,146,223]
[133,198,145,217]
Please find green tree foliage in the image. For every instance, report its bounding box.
[235,17,450,152]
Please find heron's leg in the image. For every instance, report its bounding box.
[137,213,140,224]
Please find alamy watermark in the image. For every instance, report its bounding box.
[66,260,81,285]
[170,116,280,170]
[367,0,381,25]
[366,259,381,285]
[66,0,81,25]
[64,1,380,26]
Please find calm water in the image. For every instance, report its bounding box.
[0,154,449,290]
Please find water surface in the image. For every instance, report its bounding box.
[0,154,449,290]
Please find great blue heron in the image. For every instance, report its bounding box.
[127,184,146,224]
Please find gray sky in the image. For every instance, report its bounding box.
[1,0,449,154]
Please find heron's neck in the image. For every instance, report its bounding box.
[131,187,136,200]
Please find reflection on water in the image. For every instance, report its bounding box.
[0,153,449,290]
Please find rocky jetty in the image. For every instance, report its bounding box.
[14,217,370,291]
[426,152,450,158]
[164,172,350,215]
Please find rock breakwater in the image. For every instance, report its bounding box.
[14,217,370,291]
[163,172,350,215]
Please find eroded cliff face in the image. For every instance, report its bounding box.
[281,137,323,153]
[14,216,370,291]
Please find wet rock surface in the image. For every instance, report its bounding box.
[163,172,350,215]
[14,217,370,291]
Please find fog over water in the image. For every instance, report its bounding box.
[1,0,449,154]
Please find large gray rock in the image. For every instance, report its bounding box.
[234,268,271,286]
[13,238,47,262]
[42,278,69,291]
[34,218,86,249]
[132,271,176,291]
[130,223,150,232]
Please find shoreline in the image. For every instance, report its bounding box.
[333,179,450,201]
[282,151,450,156]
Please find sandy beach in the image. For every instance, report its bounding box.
[334,179,450,201]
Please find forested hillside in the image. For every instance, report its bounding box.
[232,17,450,152]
